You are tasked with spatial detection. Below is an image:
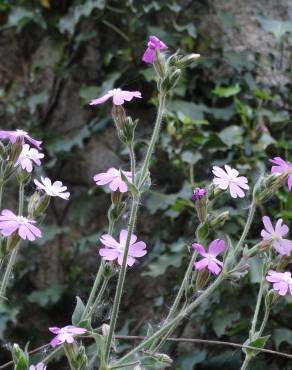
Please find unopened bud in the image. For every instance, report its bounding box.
[112,106,136,144]
[28,193,50,218]
[111,190,122,205]
[9,138,23,164]
[195,268,210,290]
[207,183,225,201]
[196,222,209,245]
[103,263,113,279]
[153,50,167,79]
[16,168,30,184]
[209,211,229,228]
[107,202,126,224]
[253,173,287,204]
[195,199,207,223]
[0,141,6,159]
[112,105,127,132]
[161,69,182,91]
[175,53,200,68]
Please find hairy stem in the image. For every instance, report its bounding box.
[86,277,109,319]
[235,202,256,256]
[129,144,136,185]
[250,275,265,336]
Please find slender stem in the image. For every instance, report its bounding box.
[42,347,63,365]
[0,182,24,299]
[111,361,140,369]
[240,356,251,370]
[86,277,109,319]
[235,202,256,256]
[0,182,3,210]
[250,275,265,336]
[104,200,139,363]
[189,165,195,186]
[149,250,197,351]
[129,144,136,185]
[258,308,270,336]
[64,345,77,370]
[115,273,224,365]
[138,93,166,188]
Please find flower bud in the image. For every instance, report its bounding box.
[111,190,122,205]
[9,138,23,164]
[195,268,210,290]
[12,343,28,367]
[207,183,225,201]
[28,193,50,218]
[195,198,207,223]
[174,53,201,68]
[107,202,126,224]
[253,173,287,204]
[161,69,182,91]
[196,222,209,245]
[112,105,136,144]
[153,50,167,79]
[0,141,6,159]
[209,211,229,228]
[265,289,278,308]
[103,263,114,279]
[74,345,88,369]
[112,105,127,132]
[16,168,30,184]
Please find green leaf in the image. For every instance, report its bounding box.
[213,312,240,337]
[180,350,207,370]
[273,328,292,350]
[218,125,244,146]
[28,283,67,307]
[181,151,202,165]
[58,0,105,34]
[213,83,241,97]
[72,296,86,325]
[245,335,270,356]
[256,16,292,40]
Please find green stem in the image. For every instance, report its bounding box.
[129,144,136,185]
[104,200,139,363]
[235,202,256,256]
[64,344,77,370]
[42,347,63,365]
[0,182,3,210]
[86,277,109,319]
[258,308,270,336]
[250,275,265,336]
[104,90,167,365]
[115,273,224,366]
[138,93,166,188]
[0,182,24,299]
[240,356,251,370]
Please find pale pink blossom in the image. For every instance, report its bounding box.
[212,165,249,198]
[99,229,147,266]
[15,144,44,172]
[193,239,226,275]
[49,325,87,348]
[261,216,292,256]
[0,209,42,241]
[270,157,292,190]
[93,168,132,193]
[142,35,168,63]
[29,363,46,370]
[34,177,70,200]
[89,88,141,106]
[266,270,292,296]
[0,129,42,149]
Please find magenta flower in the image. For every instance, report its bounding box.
[29,363,46,370]
[142,35,168,63]
[191,187,208,201]
[261,216,292,256]
[34,177,70,200]
[270,157,292,191]
[212,165,249,198]
[15,144,44,172]
[0,209,42,241]
[49,325,87,348]
[193,239,226,275]
[266,270,292,296]
[0,129,42,149]
[93,168,132,193]
[89,88,141,106]
[99,229,147,266]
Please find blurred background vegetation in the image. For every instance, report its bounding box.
[0,0,291,369]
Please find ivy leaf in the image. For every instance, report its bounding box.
[218,125,244,146]
[72,296,86,326]
[256,16,292,40]
[181,151,202,165]
[28,283,67,307]
[213,83,241,97]
[273,328,292,350]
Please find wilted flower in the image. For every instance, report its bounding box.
[270,157,292,191]
[15,144,44,173]
[93,168,132,193]
[212,165,249,198]
[0,129,42,149]
[89,88,141,106]
[49,325,87,347]
[34,177,70,200]
[142,35,167,63]
[193,239,226,275]
[191,187,208,201]
[266,270,292,296]
[261,216,292,256]
[0,209,42,241]
[29,363,46,370]
[99,229,147,266]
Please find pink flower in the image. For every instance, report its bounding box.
[0,129,42,149]
[29,363,46,370]
[15,144,44,172]
[191,187,208,201]
[0,209,42,241]
[89,88,141,106]
[49,325,87,348]
[99,229,147,266]
[93,168,132,193]
[142,35,168,63]
[261,216,292,256]
[212,165,249,198]
[270,157,292,190]
[34,177,70,200]
[266,270,292,296]
[193,239,226,275]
